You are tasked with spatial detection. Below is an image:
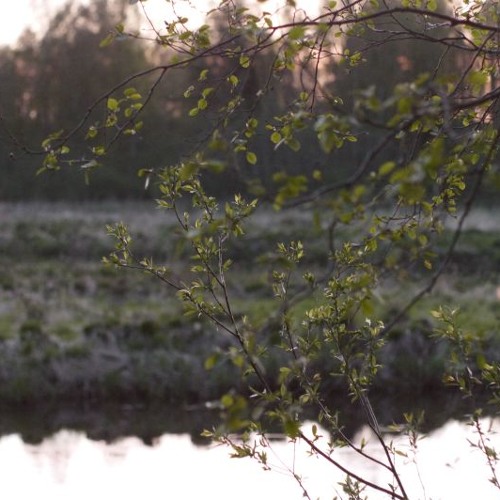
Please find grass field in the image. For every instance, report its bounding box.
[0,201,499,417]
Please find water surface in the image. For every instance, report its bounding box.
[1,419,499,500]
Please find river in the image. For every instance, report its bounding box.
[0,417,498,499]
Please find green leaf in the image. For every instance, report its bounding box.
[201,87,214,98]
[283,418,300,438]
[378,161,396,176]
[239,54,250,68]
[468,70,487,90]
[228,75,239,87]
[204,354,218,370]
[198,69,209,81]
[288,26,305,40]
[427,0,437,11]
[247,118,258,129]
[286,137,301,152]
[246,151,257,165]
[221,393,234,408]
[41,129,64,149]
[107,98,119,111]
[86,126,97,139]
[179,162,199,181]
[99,33,114,48]
[312,169,322,181]
[270,131,282,144]
[399,182,426,202]
[123,87,138,97]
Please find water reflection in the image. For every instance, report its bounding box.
[0,419,499,499]
[0,404,218,445]
[0,391,477,446]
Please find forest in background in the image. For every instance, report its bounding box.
[2,0,494,201]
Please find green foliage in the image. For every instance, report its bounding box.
[13,0,500,497]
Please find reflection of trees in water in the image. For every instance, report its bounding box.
[0,390,479,446]
[25,430,80,484]
[305,390,480,440]
[0,403,221,445]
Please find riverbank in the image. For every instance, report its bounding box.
[0,202,499,422]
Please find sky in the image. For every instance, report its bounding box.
[1,2,32,45]
[0,0,321,47]
[0,0,63,46]
[0,0,221,46]
[0,0,191,46]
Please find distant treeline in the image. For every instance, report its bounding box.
[0,0,470,201]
